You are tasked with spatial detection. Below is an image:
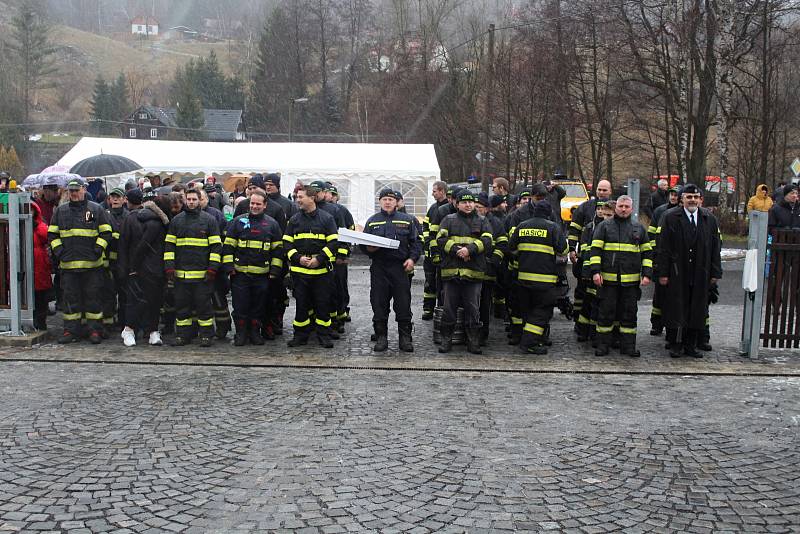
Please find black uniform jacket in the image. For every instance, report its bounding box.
[362,209,422,264]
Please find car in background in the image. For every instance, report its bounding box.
[554,180,589,223]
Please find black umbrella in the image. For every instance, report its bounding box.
[69,154,142,177]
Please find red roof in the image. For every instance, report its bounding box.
[131,16,159,25]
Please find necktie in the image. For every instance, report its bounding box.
[690,213,695,226]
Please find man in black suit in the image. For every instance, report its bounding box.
[655,183,723,358]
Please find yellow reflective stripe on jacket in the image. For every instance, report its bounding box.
[48,225,59,233]
[290,265,329,275]
[85,311,104,320]
[208,253,221,263]
[50,238,62,249]
[164,252,176,261]
[322,247,335,262]
[286,249,298,259]
[368,221,386,226]
[642,259,653,268]
[112,232,120,240]
[591,239,605,249]
[270,241,282,250]
[619,326,637,334]
[440,267,484,279]
[293,232,328,240]
[570,221,583,231]
[176,269,206,279]
[601,272,641,283]
[165,234,177,243]
[98,224,112,233]
[109,252,118,260]
[587,256,601,265]
[271,257,283,268]
[208,235,222,245]
[234,264,270,274]
[337,247,349,255]
[640,241,654,252]
[59,258,104,270]
[176,237,210,247]
[224,237,238,247]
[517,243,555,255]
[327,233,338,242]
[236,240,269,250]
[602,243,641,253]
[59,228,99,238]
[222,254,234,264]
[517,272,558,283]
[96,237,108,249]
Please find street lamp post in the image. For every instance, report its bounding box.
[289,97,309,142]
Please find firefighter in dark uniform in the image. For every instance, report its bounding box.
[427,185,460,306]
[284,185,339,348]
[309,180,348,337]
[489,194,509,319]
[421,180,448,319]
[476,192,507,344]
[328,183,356,327]
[503,187,534,344]
[163,188,222,347]
[264,173,296,337]
[49,178,113,344]
[223,190,283,346]
[436,189,493,354]
[103,187,129,330]
[575,200,614,342]
[647,186,680,336]
[589,195,653,357]
[362,188,422,352]
[508,200,568,354]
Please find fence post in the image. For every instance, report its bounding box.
[740,211,768,359]
[628,178,640,224]
[8,193,21,336]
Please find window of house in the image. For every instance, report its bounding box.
[138,25,144,31]
[150,128,158,139]
[129,128,136,138]
[139,113,148,120]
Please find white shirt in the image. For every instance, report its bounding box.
[684,207,698,226]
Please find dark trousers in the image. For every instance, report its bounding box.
[125,274,164,334]
[61,269,104,334]
[174,280,214,338]
[231,273,269,324]
[597,284,640,349]
[292,273,333,336]
[650,283,667,331]
[370,262,412,326]
[441,280,481,328]
[576,285,598,337]
[34,290,49,330]
[573,278,586,325]
[266,273,288,328]
[519,285,555,348]
[507,279,524,331]
[101,268,116,326]
[479,280,495,329]
[423,258,437,311]
[212,277,231,335]
[334,263,349,320]
[162,281,176,332]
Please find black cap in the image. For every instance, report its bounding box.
[329,185,339,195]
[476,192,489,207]
[378,188,398,200]
[518,187,531,199]
[265,173,281,188]
[109,187,125,197]
[204,183,216,193]
[393,190,403,200]
[531,183,548,197]
[67,177,85,190]
[126,188,143,204]
[309,180,327,191]
[455,189,476,202]
[682,183,702,196]
[249,174,266,189]
[784,184,799,197]
[489,194,505,208]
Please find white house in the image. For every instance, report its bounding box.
[131,16,159,36]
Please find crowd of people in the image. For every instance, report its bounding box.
[24,169,738,358]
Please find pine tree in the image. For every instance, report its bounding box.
[89,76,112,135]
[109,73,130,120]
[0,146,9,174]
[5,146,24,179]
[176,84,205,141]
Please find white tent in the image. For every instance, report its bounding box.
[56,137,441,225]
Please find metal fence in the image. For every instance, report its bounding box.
[762,228,800,348]
[0,193,35,334]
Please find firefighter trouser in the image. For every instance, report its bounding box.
[576,283,597,337]
[519,285,555,349]
[101,268,119,327]
[161,279,176,332]
[507,278,524,334]
[212,277,231,336]
[423,258,438,312]
[292,272,333,337]
[125,274,164,334]
[61,269,104,335]
[174,280,214,339]
[231,273,269,324]
[266,271,289,328]
[597,284,640,349]
[441,280,481,328]
[650,283,667,332]
[370,261,412,326]
[573,277,586,325]
[334,262,349,321]
[479,280,495,329]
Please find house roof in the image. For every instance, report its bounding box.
[131,105,243,141]
[131,16,159,25]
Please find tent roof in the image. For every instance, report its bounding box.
[56,137,440,180]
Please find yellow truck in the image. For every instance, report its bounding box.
[554,180,589,223]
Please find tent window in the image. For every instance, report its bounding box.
[129,128,136,138]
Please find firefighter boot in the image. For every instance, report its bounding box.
[466,327,482,355]
[234,320,248,346]
[438,325,454,353]
[250,320,265,346]
[398,322,414,353]
[373,322,388,352]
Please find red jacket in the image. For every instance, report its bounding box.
[31,202,53,291]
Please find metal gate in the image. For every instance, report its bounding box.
[762,229,800,348]
[0,192,35,334]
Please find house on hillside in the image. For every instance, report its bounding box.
[131,16,159,36]
[122,105,246,142]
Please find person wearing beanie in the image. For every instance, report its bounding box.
[421,181,450,319]
[657,183,722,358]
[262,173,296,337]
[768,183,800,232]
[164,188,222,347]
[435,189,493,354]
[326,182,356,327]
[362,188,422,352]
[475,191,507,345]
[205,180,227,212]
[102,187,130,332]
[508,199,568,355]
[590,195,653,357]
[233,174,287,232]
[426,185,460,289]
[574,200,614,343]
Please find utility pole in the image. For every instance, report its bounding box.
[481,23,495,193]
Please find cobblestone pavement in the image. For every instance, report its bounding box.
[0,363,798,533]
[4,258,799,374]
